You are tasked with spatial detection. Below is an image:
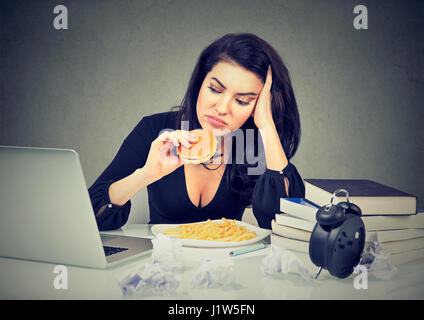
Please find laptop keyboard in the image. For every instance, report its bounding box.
[103,246,129,256]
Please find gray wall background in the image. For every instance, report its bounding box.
[1,0,423,208]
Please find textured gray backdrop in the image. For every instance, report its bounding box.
[1,0,423,208]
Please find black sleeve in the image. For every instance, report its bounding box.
[88,117,155,231]
[251,162,305,229]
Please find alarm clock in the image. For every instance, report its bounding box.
[309,189,366,279]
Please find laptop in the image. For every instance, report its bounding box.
[0,146,153,268]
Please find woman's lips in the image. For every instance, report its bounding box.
[206,115,227,128]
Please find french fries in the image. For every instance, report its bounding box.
[163,218,256,242]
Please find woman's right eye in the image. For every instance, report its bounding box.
[208,86,220,94]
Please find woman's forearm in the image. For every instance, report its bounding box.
[260,124,289,172]
[108,167,158,206]
[260,124,290,196]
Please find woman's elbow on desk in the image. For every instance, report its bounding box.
[95,201,131,231]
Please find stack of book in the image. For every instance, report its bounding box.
[272,179,424,266]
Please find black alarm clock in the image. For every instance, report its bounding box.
[309,189,366,279]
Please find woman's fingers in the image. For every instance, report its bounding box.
[157,131,180,146]
[158,130,196,149]
[264,66,272,89]
[157,131,170,143]
[170,133,180,147]
[177,130,198,142]
[175,131,192,148]
[254,66,273,109]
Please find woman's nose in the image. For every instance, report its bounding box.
[215,96,231,115]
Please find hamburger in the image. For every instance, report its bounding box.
[177,129,218,164]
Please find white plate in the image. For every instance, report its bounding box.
[151,220,271,248]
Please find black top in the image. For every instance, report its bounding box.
[88,111,305,230]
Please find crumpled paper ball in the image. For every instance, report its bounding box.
[117,262,180,296]
[151,233,183,272]
[190,259,235,289]
[116,233,183,297]
[360,241,397,280]
[261,245,313,282]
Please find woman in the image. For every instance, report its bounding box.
[88,33,305,230]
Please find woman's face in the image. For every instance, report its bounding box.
[196,61,264,135]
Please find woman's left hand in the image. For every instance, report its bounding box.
[253,66,275,130]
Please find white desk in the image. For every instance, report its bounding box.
[1,224,424,300]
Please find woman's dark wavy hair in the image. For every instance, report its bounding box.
[172,33,301,206]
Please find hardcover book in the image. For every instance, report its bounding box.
[270,233,424,266]
[279,198,424,231]
[304,179,417,215]
[271,219,424,243]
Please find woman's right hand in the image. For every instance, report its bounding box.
[143,130,198,181]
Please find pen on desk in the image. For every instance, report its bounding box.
[229,243,266,257]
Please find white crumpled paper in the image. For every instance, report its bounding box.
[151,233,183,272]
[117,234,183,296]
[190,258,235,289]
[359,241,397,280]
[117,262,180,296]
[261,245,314,282]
